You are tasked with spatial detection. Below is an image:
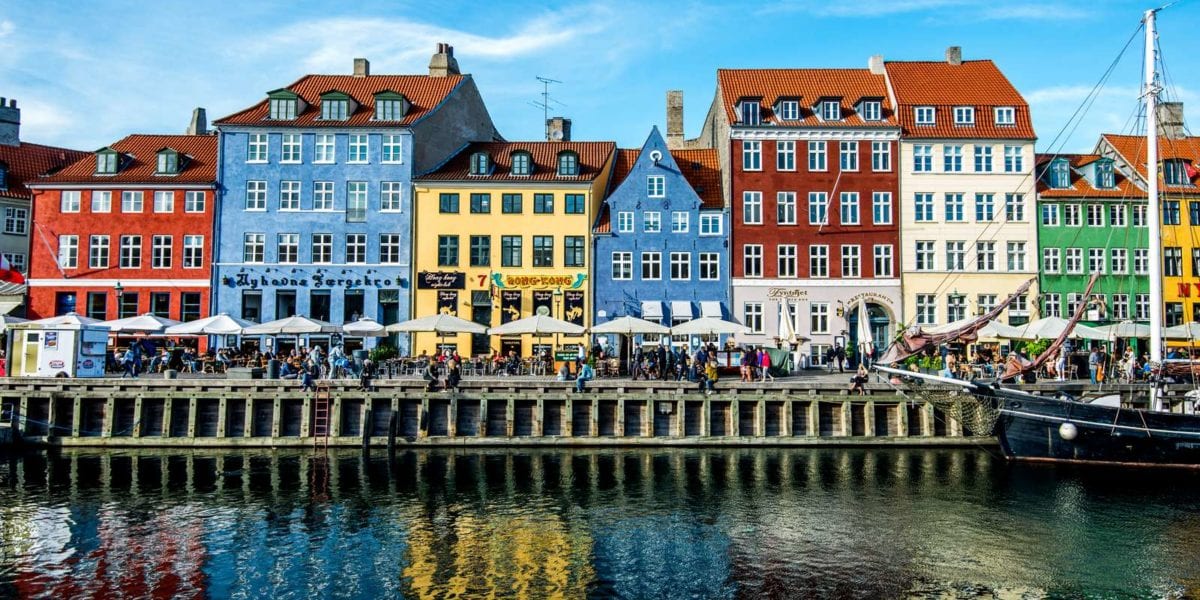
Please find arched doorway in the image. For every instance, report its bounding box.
[847,302,892,364]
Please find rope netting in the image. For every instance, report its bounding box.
[905,385,1002,436]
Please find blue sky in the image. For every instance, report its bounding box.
[0,0,1195,153]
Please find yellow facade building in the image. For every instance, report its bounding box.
[412,140,615,358]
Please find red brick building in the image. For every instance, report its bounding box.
[26,134,217,322]
[697,66,902,362]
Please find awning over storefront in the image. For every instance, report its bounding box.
[700,301,723,319]
[0,281,26,315]
[641,301,663,320]
[670,301,693,319]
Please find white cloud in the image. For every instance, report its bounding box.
[1027,83,1200,152]
[759,0,1092,20]
[0,20,14,38]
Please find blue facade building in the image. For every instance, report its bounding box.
[212,48,497,352]
[593,127,728,350]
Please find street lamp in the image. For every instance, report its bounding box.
[114,282,124,317]
[836,300,845,318]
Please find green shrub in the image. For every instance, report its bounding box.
[369,344,399,362]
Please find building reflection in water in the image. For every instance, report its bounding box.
[1,448,1199,598]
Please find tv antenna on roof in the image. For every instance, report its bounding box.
[531,76,564,138]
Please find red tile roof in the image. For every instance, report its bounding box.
[38,134,217,185]
[717,68,897,128]
[1101,133,1200,194]
[0,142,87,200]
[215,74,465,127]
[606,149,640,190]
[672,148,722,210]
[884,60,1035,139]
[417,141,615,182]
[1035,153,1145,199]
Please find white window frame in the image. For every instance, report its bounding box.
[872,192,892,225]
[953,106,975,125]
[348,134,369,164]
[841,244,861,278]
[617,211,634,233]
[313,181,334,211]
[699,213,722,236]
[88,235,108,269]
[913,144,933,172]
[91,190,111,213]
[871,141,891,172]
[915,241,936,271]
[315,134,336,164]
[808,141,827,172]
[121,191,143,213]
[280,133,302,164]
[151,235,172,269]
[118,234,140,269]
[670,251,691,280]
[840,192,860,225]
[995,106,1015,125]
[1007,241,1026,272]
[1042,248,1061,273]
[59,235,79,269]
[641,251,662,281]
[742,140,762,171]
[643,211,662,233]
[809,244,829,278]
[839,141,858,171]
[744,302,764,334]
[808,192,828,225]
[873,244,893,278]
[777,192,797,225]
[243,233,265,263]
[183,235,203,269]
[777,244,797,278]
[612,251,632,280]
[777,141,796,171]
[245,181,266,211]
[914,106,935,125]
[277,233,299,264]
[381,181,403,212]
[247,133,268,163]
[742,192,762,225]
[61,190,81,213]
[671,211,689,233]
[382,134,403,164]
[743,244,763,278]
[279,181,301,211]
[699,252,720,281]
[647,175,666,198]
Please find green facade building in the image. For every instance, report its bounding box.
[1036,153,1148,326]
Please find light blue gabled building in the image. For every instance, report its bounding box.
[212,47,497,352]
[593,127,729,351]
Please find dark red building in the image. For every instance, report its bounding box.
[26,133,218,322]
[697,65,901,362]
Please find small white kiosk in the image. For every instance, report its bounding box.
[6,313,109,378]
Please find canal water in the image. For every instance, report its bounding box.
[1,448,1198,599]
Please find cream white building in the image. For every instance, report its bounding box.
[885,48,1038,327]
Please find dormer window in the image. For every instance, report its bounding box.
[511,151,532,176]
[267,90,300,120]
[1095,160,1115,189]
[739,100,761,125]
[1049,159,1071,189]
[819,100,841,121]
[320,92,350,120]
[777,100,800,120]
[95,149,119,175]
[1163,159,1192,186]
[373,91,407,121]
[994,106,1015,126]
[156,149,180,175]
[915,106,935,125]
[953,106,975,125]
[557,151,579,176]
[860,100,882,121]
[469,152,490,176]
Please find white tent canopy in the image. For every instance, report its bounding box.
[1165,323,1200,340]
[99,313,182,334]
[387,314,486,335]
[591,315,670,335]
[670,316,749,336]
[998,316,1108,341]
[1095,320,1151,339]
[488,314,583,336]
[342,317,388,337]
[0,314,28,331]
[243,315,342,335]
[29,312,102,327]
[164,313,256,336]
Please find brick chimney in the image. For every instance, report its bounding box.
[353,58,370,77]
[0,98,19,147]
[868,55,885,75]
[666,90,684,149]
[428,43,460,77]
[187,107,207,135]
[546,117,571,142]
[1157,102,1186,140]
[946,46,962,66]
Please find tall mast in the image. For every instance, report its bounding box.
[1145,8,1164,411]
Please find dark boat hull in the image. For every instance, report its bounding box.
[991,392,1200,467]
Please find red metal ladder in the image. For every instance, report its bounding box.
[313,383,331,448]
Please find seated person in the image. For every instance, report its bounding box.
[575,362,595,392]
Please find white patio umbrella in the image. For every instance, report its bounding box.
[778,301,795,341]
[856,302,874,354]
[29,312,102,326]
[388,314,487,335]
[243,315,342,335]
[669,316,749,336]
[1164,323,1200,340]
[1000,316,1107,341]
[488,314,584,336]
[1095,320,1151,339]
[342,317,388,337]
[164,313,257,336]
[590,315,670,335]
[99,313,182,334]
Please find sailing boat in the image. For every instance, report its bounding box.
[879,7,1200,467]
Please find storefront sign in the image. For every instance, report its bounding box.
[500,291,522,323]
[564,290,585,325]
[221,269,407,290]
[532,291,553,316]
[846,291,896,306]
[418,271,465,290]
[437,290,459,316]
[491,272,587,290]
[767,288,807,299]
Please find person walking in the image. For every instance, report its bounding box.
[1056,348,1067,381]
[121,347,137,378]
[760,348,772,382]
[835,345,846,374]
